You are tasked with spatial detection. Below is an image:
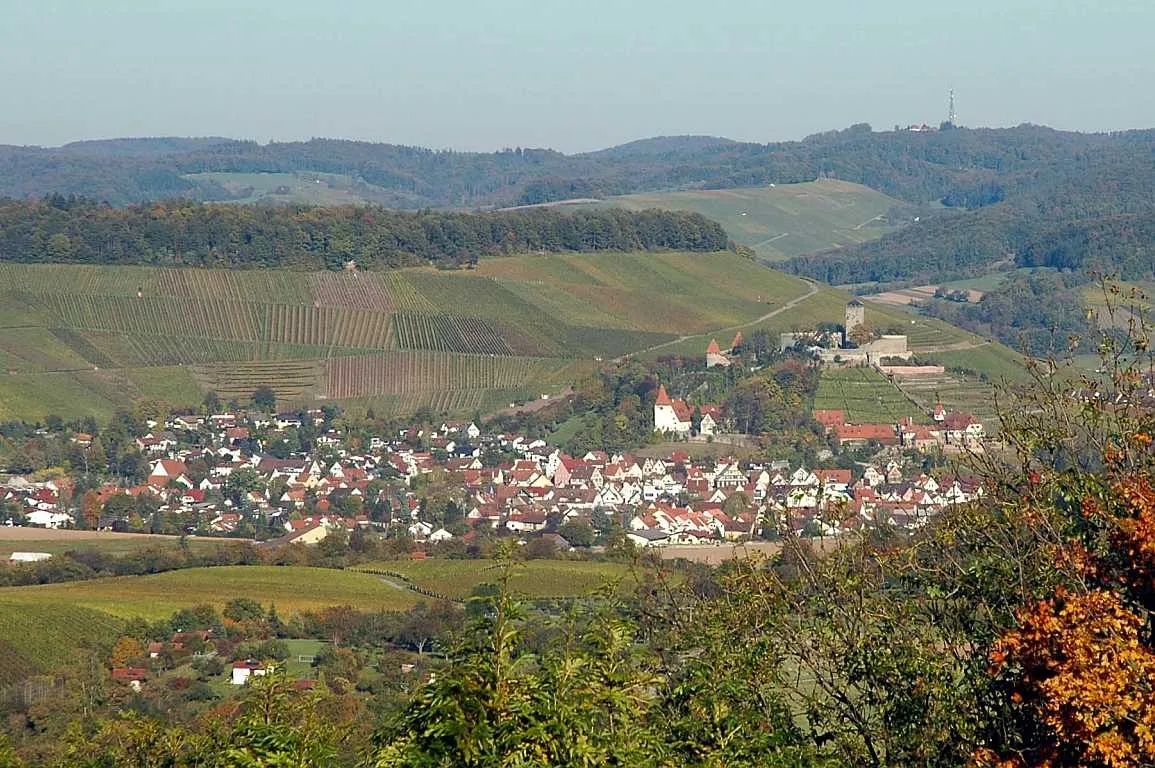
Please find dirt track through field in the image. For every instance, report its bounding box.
[0,528,250,545]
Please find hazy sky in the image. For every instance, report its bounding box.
[3,0,1153,152]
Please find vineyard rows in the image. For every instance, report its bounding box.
[40,295,263,341]
[327,352,561,399]
[0,264,149,296]
[264,305,330,347]
[393,312,513,355]
[381,274,437,312]
[29,294,394,352]
[261,305,392,349]
[396,391,486,416]
[308,272,396,312]
[78,333,268,368]
[191,360,325,401]
[0,265,312,304]
[151,269,310,305]
[325,309,393,350]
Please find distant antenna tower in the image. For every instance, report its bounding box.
[947,89,957,127]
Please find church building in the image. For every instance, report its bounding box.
[653,385,692,436]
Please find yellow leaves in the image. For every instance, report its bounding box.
[983,588,1155,767]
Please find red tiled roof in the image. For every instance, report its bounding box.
[835,423,898,443]
[813,410,846,428]
[816,469,852,485]
[152,459,188,478]
[111,667,148,681]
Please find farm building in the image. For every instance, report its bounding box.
[8,551,51,563]
[232,660,274,686]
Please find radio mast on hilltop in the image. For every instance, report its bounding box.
[947,89,958,127]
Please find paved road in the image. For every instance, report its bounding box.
[625,278,820,359]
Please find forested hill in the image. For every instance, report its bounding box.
[5,124,1155,209]
[0,199,729,269]
[782,126,1155,286]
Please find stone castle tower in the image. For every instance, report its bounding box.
[845,298,865,334]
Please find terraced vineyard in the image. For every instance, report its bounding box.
[887,369,1005,431]
[0,251,970,420]
[815,367,924,424]
[192,360,328,402]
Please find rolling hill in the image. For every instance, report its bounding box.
[0,251,850,421]
[0,251,1010,423]
[607,180,909,261]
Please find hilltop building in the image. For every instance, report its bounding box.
[654,385,726,438]
[706,339,729,368]
[779,299,911,366]
[845,299,865,335]
[705,332,744,369]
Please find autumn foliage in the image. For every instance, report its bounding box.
[975,472,1155,767]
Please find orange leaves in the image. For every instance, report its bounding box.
[984,588,1155,767]
[977,477,1155,765]
[1108,478,1155,602]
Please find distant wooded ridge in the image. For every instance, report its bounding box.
[5,124,1153,210]
[7,124,1155,281]
[0,199,729,269]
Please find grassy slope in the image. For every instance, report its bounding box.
[183,171,383,206]
[0,602,125,685]
[357,559,633,600]
[0,566,422,620]
[608,180,905,261]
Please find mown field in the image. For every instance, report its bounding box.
[924,343,1029,383]
[0,251,820,420]
[182,171,388,206]
[0,566,422,620]
[357,559,634,600]
[608,180,906,261]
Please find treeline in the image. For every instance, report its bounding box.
[0,198,729,269]
[787,206,1155,353]
[785,206,1155,287]
[6,125,1155,209]
[923,271,1095,355]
